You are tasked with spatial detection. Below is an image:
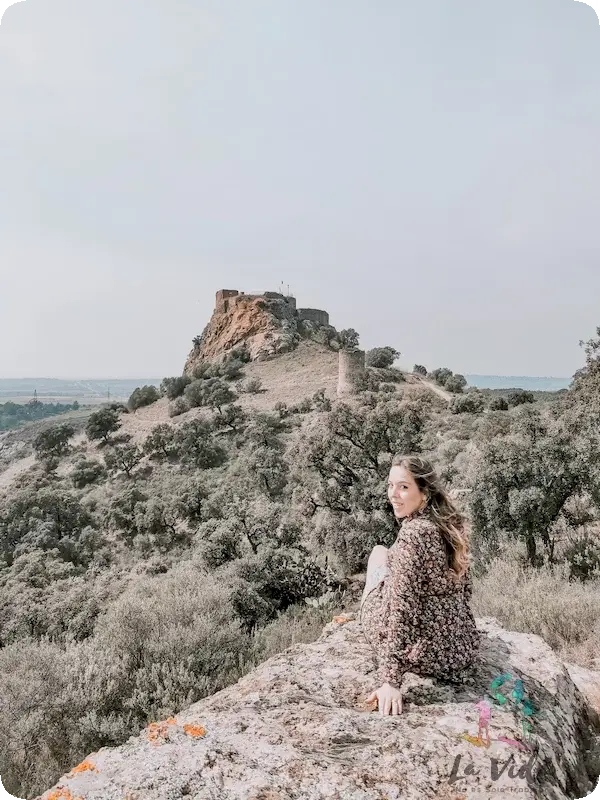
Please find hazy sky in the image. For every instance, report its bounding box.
[1,0,599,379]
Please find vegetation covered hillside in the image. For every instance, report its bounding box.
[0,332,599,798]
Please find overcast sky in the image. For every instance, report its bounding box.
[1,0,599,379]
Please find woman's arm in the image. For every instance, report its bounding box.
[377,520,426,687]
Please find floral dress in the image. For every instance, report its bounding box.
[359,511,481,687]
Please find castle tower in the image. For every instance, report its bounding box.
[337,349,366,396]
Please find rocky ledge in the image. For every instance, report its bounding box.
[36,616,600,800]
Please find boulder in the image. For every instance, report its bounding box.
[36,616,600,800]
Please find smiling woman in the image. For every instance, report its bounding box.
[360,454,481,716]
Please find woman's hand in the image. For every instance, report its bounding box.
[366,682,404,715]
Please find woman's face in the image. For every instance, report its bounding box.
[387,465,427,518]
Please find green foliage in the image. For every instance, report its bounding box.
[338,328,360,350]
[70,457,107,488]
[0,400,79,432]
[127,385,160,411]
[445,374,467,394]
[413,364,428,376]
[365,346,400,369]
[466,406,600,567]
[489,396,509,411]
[184,377,238,411]
[507,389,535,407]
[103,443,144,477]
[0,486,98,567]
[33,423,76,462]
[168,396,190,417]
[173,419,227,469]
[238,377,263,394]
[428,367,454,386]
[450,391,485,414]
[160,376,192,400]
[562,536,600,582]
[85,407,122,444]
[142,424,179,462]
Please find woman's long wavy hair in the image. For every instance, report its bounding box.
[390,454,470,582]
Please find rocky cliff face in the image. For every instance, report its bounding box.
[183,293,338,376]
[36,616,600,800]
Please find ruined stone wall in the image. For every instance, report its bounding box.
[337,348,366,396]
[297,308,329,326]
[215,289,240,312]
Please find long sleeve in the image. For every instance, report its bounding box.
[377,520,426,686]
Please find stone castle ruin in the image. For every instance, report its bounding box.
[215,289,328,327]
[186,288,365,395]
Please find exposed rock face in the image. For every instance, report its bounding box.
[184,291,338,376]
[37,616,600,800]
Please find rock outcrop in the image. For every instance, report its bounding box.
[183,290,337,375]
[36,616,600,800]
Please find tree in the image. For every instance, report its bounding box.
[33,424,76,463]
[465,407,598,567]
[366,347,400,369]
[413,365,427,376]
[184,378,237,412]
[103,444,143,477]
[445,374,467,394]
[338,328,360,351]
[127,385,160,412]
[85,408,121,444]
[428,367,454,387]
[142,424,179,462]
[507,389,535,407]
[173,419,227,470]
[449,392,485,414]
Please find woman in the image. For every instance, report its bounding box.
[360,454,480,716]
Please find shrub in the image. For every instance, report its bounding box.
[489,396,509,411]
[563,536,600,582]
[450,392,485,414]
[239,377,263,394]
[413,364,427,376]
[85,408,121,444]
[507,389,535,407]
[71,457,107,488]
[445,374,467,394]
[160,376,191,400]
[168,396,190,417]
[365,347,400,369]
[127,385,160,412]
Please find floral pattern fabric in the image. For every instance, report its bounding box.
[359,513,481,687]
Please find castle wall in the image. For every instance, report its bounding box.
[337,349,366,397]
[298,308,329,326]
[215,289,240,312]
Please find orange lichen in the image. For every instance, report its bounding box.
[183,723,207,738]
[146,717,177,745]
[333,615,351,624]
[68,759,97,774]
[46,788,84,800]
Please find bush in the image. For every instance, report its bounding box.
[450,392,485,414]
[184,378,238,411]
[507,389,535,407]
[160,376,191,400]
[127,385,160,412]
[445,374,467,394]
[488,396,509,411]
[239,377,263,394]
[168,396,190,417]
[428,367,454,387]
[563,536,600,582]
[71,457,107,488]
[312,389,332,412]
[413,364,427,376]
[365,346,400,369]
